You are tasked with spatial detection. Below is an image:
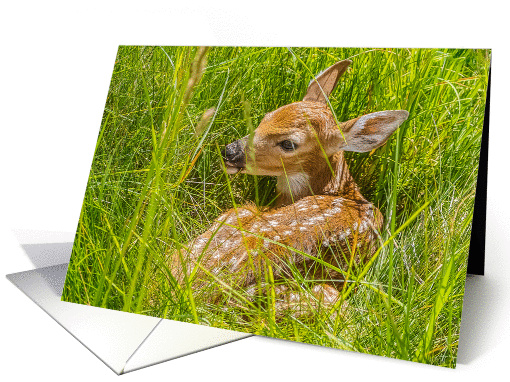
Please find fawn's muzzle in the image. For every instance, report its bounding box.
[221,137,247,174]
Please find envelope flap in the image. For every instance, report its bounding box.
[7,263,161,374]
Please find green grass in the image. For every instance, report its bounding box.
[61,46,490,367]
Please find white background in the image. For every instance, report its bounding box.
[1,1,509,380]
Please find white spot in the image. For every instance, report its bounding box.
[336,229,351,241]
[307,216,325,224]
[223,215,234,224]
[236,209,250,218]
[328,207,342,214]
[222,240,235,252]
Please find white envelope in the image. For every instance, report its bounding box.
[6,234,251,375]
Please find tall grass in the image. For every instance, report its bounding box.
[62,46,490,367]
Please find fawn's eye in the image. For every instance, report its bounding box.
[279,140,297,152]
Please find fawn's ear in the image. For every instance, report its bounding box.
[328,110,409,154]
[303,60,352,103]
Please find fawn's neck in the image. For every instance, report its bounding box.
[276,151,365,206]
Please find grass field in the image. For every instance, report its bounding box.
[61,46,490,367]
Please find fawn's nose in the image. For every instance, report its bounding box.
[221,139,246,166]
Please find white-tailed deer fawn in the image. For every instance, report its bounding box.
[176,60,408,316]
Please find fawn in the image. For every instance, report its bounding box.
[176,60,408,316]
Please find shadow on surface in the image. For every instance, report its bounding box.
[21,242,72,268]
[457,275,498,364]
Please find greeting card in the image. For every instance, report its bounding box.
[61,46,490,368]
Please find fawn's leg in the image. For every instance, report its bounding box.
[273,283,348,318]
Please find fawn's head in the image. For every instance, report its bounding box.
[222,60,408,195]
